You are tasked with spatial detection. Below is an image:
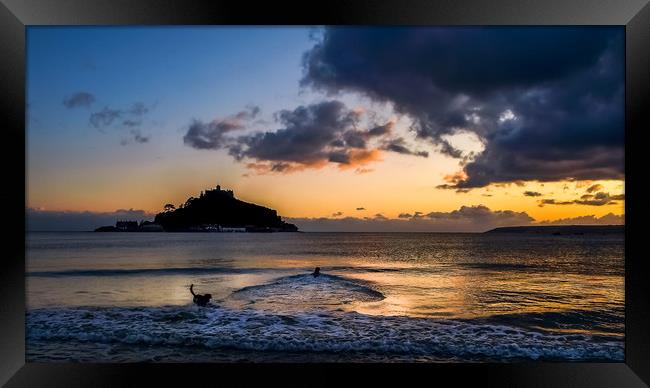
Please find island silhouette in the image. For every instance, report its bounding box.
[95,183,298,233]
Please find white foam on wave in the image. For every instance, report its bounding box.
[228,273,384,312]
[26,305,623,361]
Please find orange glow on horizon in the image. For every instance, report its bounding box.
[27,145,625,226]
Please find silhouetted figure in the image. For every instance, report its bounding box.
[312,267,321,278]
[190,284,212,307]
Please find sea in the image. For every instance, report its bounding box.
[25,232,625,362]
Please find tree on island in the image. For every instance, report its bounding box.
[163,203,176,212]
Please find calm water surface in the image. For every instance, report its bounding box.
[26,232,624,362]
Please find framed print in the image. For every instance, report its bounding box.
[1,0,649,386]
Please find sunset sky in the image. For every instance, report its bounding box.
[26,26,625,231]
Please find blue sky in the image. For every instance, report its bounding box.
[27,27,321,171]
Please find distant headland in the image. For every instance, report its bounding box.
[95,183,298,233]
[484,225,623,235]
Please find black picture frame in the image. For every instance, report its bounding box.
[1,0,648,386]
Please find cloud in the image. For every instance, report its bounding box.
[425,205,533,222]
[586,184,604,193]
[229,101,362,167]
[396,211,425,219]
[63,92,96,108]
[26,208,154,231]
[539,192,625,207]
[523,191,542,197]
[302,27,624,187]
[573,192,624,206]
[538,212,624,225]
[332,211,344,217]
[539,199,575,206]
[183,106,260,150]
[380,138,428,157]
[288,204,534,232]
[122,119,142,127]
[540,192,624,207]
[367,122,394,137]
[90,107,122,128]
[129,102,149,116]
[184,101,415,174]
[120,130,150,146]
[89,102,152,133]
[354,168,374,174]
[334,149,383,170]
[356,207,366,210]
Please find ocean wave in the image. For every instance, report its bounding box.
[467,308,625,336]
[26,305,624,362]
[231,273,385,306]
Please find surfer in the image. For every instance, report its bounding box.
[189,284,212,307]
[312,267,321,278]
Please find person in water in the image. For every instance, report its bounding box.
[312,267,321,278]
[189,284,212,307]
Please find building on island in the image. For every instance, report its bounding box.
[116,220,139,231]
[201,183,234,198]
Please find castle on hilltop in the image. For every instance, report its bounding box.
[202,183,234,198]
[96,180,298,233]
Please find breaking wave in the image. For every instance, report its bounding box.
[230,273,385,310]
[26,305,623,362]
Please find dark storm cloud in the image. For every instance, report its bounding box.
[223,101,392,172]
[228,101,358,165]
[367,122,393,137]
[183,101,423,173]
[183,106,260,150]
[328,151,350,164]
[342,130,368,148]
[63,92,96,108]
[27,208,154,231]
[524,191,542,197]
[302,27,624,187]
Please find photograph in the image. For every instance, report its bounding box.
[25,25,625,363]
